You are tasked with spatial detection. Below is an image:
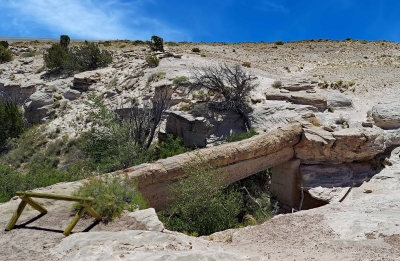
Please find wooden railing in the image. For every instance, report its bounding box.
[5,191,101,236]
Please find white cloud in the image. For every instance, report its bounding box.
[256,0,289,13]
[1,0,190,40]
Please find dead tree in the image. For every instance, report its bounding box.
[191,64,258,129]
[125,86,171,150]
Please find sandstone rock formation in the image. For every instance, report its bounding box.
[371,102,400,129]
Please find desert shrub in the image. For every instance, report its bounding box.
[132,40,145,45]
[160,156,242,235]
[156,134,190,159]
[192,47,200,53]
[0,102,25,148]
[150,35,164,52]
[0,41,9,49]
[275,41,284,45]
[0,163,24,202]
[44,41,112,72]
[43,43,68,71]
[65,42,112,72]
[0,159,92,203]
[73,174,147,222]
[173,76,189,86]
[242,62,251,68]
[191,63,258,129]
[60,35,70,49]
[228,170,277,224]
[225,128,258,142]
[148,72,166,82]
[0,45,12,64]
[271,80,282,88]
[145,54,160,67]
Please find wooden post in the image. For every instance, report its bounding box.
[21,196,48,214]
[83,202,102,221]
[63,206,86,236]
[5,200,27,231]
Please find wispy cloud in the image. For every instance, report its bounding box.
[255,0,289,13]
[0,0,190,40]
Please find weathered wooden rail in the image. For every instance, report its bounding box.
[5,191,101,236]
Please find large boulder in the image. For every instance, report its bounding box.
[265,90,352,111]
[294,126,386,164]
[0,79,41,104]
[371,102,400,129]
[24,91,53,124]
[72,68,114,91]
[301,162,378,189]
[165,110,246,147]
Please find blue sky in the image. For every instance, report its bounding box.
[1,0,400,42]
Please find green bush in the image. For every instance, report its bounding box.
[65,42,112,72]
[156,134,190,159]
[271,80,282,88]
[44,41,112,72]
[0,45,12,64]
[60,35,70,49]
[73,174,147,222]
[78,96,152,173]
[0,41,9,49]
[145,54,160,67]
[160,156,242,236]
[192,47,200,53]
[0,163,24,202]
[43,43,68,71]
[0,102,25,148]
[225,128,258,143]
[0,160,92,203]
[173,76,189,86]
[150,35,164,52]
[275,41,284,45]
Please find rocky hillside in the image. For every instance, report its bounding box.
[1,39,400,260]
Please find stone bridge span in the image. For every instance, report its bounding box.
[126,119,395,210]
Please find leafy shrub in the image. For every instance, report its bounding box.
[156,134,190,159]
[242,62,251,68]
[0,102,25,148]
[275,41,284,45]
[145,54,160,67]
[225,128,258,142]
[60,35,70,49]
[150,35,164,52]
[44,41,112,72]
[228,170,277,224]
[65,42,112,72]
[160,156,242,235]
[132,40,145,45]
[0,45,12,64]
[73,175,147,222]
[0,41,9,49]
[148,72,166,82]
[0,163,24,202]
[271,80,282,88]
[43,43,68,71]
[173,76,189,86]
[192,47,200,53]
